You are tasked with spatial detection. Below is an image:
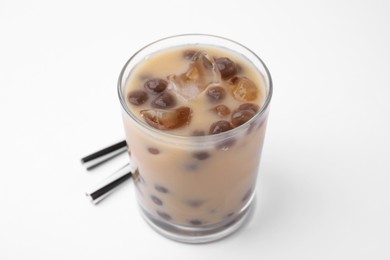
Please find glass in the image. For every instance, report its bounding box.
[118,34,272,243]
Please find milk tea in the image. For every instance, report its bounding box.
[120,40,270,240]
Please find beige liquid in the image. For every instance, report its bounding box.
[122,45,268,226]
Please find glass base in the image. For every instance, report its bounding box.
[138,196,256,244]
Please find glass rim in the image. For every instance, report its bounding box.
[117,33,273,142]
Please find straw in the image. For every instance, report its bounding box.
[86,163,133,204]
[81,140,127,170]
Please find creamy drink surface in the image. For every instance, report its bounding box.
[122,44,268,227]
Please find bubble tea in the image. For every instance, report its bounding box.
[118,35,272,243]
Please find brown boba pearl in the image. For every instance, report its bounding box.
[215,57,238,79]
[151,195,163,206]
[231,103,260,127]
[207,86,226,102]
[189,220,203,226]
[157,211,172,221]
[213,104,231,117]
[185,200,205,208]
[147,147,160,155]
[193,151,210,160]
[151,92,176,109]
[144,78,168,94]
[155,185,169,193]
[231,109,256,127]
[238,103,260,113]
[209,120,233,135]
[127,90,148,105]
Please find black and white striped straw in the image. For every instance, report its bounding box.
[81,140,136,204]
[85,163,134,204]
[81,140,127,170]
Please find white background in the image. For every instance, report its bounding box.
[1,0,389,259]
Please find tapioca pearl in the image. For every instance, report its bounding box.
[147,147,160,155]
[189,220,203,226]
[151,92,176,109]
[127,90,148,105]
[192,151,210,160]
[144,78,168,95]
[231,109,256,127]
[150,195,163,206]
[207,86,226,103]
[192,130,206,136]
[238,103,260,113]
[215,57,238,79]
[215,138,236,150]
[185,199,205,208]
[212,104,231,118]
[154,185,169,193]
[156,210,172,221]
[209,120,233,135]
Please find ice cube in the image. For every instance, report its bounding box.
[168,51,221,100]
[140,106,192,130]
[229,76,258,102]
